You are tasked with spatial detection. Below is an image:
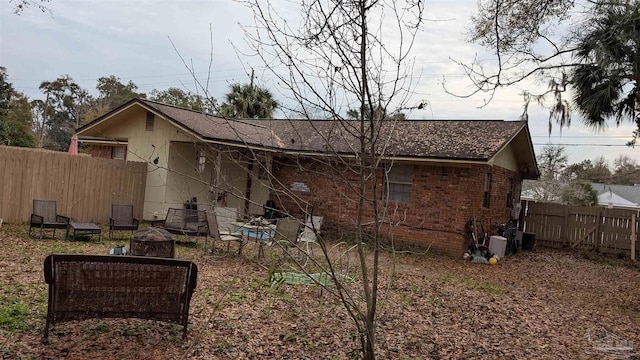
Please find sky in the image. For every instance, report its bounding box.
[0,0,638,166]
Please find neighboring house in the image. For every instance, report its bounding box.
[76,98,539,255]
[520,179,562,203]
[591,183,640,209]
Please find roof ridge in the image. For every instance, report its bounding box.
[140,98,268,129]
[138,97,217,116]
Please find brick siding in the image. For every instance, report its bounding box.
[272,157,521,256]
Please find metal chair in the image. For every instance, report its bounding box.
[207,211,245,256]
[109,204,140,239]
[215,207,243,236]
[268,217,301,259]
[298,216,324,255]
[29,200,70,239]
[298,215,324,248]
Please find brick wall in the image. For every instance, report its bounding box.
[272,157,521,256]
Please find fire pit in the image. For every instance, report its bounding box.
[129,227,175,258]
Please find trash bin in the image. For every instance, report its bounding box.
[522,232,535,250]
[489,235,507,258]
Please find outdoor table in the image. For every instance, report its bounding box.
[231,221,276,241]
[231,221,276,259]
[67,222,102,241]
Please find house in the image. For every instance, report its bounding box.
[76,98,539,255]
[591,183,640,209]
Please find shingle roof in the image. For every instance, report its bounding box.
[243,118,526,160]
[77,98,533,165]
[592,183,640,206]
[140,100,275,146]
[138,99,527,161]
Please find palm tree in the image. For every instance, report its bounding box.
[571,1,640,145]
[219,77,278,119]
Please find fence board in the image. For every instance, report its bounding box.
[0,146,147,224]
[525,202,565,247]
[524,200,639,259]
[600,208,635,255]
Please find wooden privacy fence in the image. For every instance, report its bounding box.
[523,201,639,259]
[0,146,147,224]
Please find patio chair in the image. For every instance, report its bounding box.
[207,211,245,256]
[267,217,301,259]
[298,215,323,243]
[298,215,324,255]
[29,200,70,239]
[109,204,140,239]
[215,207,243,236]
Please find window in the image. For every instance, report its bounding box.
[146,111,154,131]
[384,164,413,203]
[506,178,514,208]
[483,172,492,208]
[111,146,126,160]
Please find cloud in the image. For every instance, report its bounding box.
[1,0,637,165]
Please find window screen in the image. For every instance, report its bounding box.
[111,146,126,160]
[146,111,154,131]
[506,178,514,208]
[384,164,413,203]
[483,172,492,208]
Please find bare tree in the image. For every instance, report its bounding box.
[450,0,640,145]
[235,1,426,358]
[10,0,51,14]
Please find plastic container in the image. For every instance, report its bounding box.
[489,235,507,258]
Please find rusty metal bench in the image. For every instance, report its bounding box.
[43,254,198,343]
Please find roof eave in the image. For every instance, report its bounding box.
[76,98,141,134]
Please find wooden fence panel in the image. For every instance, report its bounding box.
[600,208,635,256]
[524,200,639,259]
[566,205,600,250]
[525,202,565,247]
[0,146,147,224]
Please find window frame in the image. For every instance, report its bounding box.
[145,111,154,131]
[111,146,126,160]
[506,178,514,208]
[383,164,413,204]
[482,172,492,208]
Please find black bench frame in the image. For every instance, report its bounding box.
[43,254,198,343]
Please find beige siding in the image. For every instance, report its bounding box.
[165,142,213,214]
[217,152,249,217]
[82,107,204,220]
[490,142,518,171]
[248,155,271,216]
[80,106,275,220]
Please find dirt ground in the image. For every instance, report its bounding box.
[1,223,639,360]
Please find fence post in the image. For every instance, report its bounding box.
[596,207,603,254]
[562,205,569,247]
[632,212,637,262]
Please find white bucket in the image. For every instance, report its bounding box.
[489,235,507,258]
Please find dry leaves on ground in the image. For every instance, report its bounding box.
[1,223,639,359]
